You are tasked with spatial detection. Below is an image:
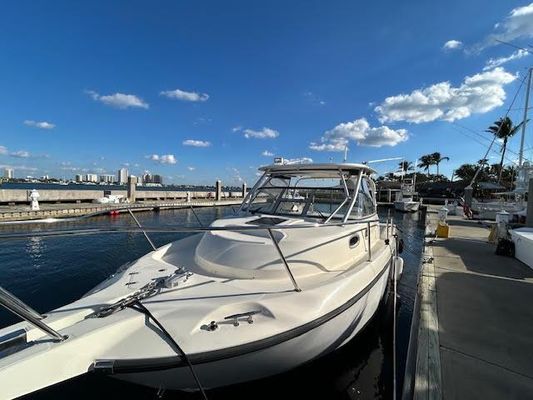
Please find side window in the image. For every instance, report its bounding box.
[351,176,376,218]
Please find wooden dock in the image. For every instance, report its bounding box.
[0,199,243,222]
[404,210,533,399]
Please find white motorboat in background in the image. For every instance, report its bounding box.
[0,163,402,399]
[394,177,420,212]
[510,227,533,269]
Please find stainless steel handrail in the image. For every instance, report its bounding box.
[127,209,157,251]
[0,218,381,240]
[267,228,301,292]
[367,221,372,261]
[0,287,65,342]
[0,287,43,321]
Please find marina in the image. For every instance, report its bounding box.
[0,165,426,396]
[2,2,533,398]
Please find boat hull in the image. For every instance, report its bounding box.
[114,256,392,391]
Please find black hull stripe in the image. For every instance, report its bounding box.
[98,253,392,374]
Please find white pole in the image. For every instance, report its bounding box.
[343,144,348,163]
[519,68,532,167]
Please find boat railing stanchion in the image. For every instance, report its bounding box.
[367,221,372,261]
[386,209,391,240]
[0,286,43,321]
[266,228,301,292]
[126,208,157,251]
[189,205,203,227]
[0,286,66,342]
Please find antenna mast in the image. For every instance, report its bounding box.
[343,144,349,163]
[519,68,532,167]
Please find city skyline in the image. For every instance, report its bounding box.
[1,1,533,185]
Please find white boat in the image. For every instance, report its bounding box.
[471,199,525,220]
[510,227,533,269]
[394,178,419,212]
[0,163,402,399]
[94,194,125,204]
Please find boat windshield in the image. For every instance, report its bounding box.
[241,172,376,220]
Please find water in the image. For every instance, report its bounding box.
[0,207,425,399]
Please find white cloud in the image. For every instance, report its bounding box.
[86,90,149,109]
[262,150,274,157]
[187,166,195,171]
[443,40,463,50]
[160,88,209,102]
[483,49,530,71]
[303,91,326,105]
[24,120,55,129]
[232,126,242,132]
[229,167,244,183]
[243,127,279,139]
[148,154,177,164]
[309,142,348,152]
[10,150,30,158]
[61,166,80,172]
[182,139,211,147]
[310,118,408,151]
[477,3,533,50]
[0,164,38,172]
[0,146,7,155]
[286,157,313,164]
[375,67,516,124]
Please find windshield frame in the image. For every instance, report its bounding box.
[239,167,376,222]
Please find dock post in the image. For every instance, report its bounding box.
[242,183,247,198]
[215,180,222,201]
[526,178,533,227]
[127,176,137,203]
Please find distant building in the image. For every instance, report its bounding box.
[86,173,98,183]
[4,168,14,179]
[75,174,83,183]
[118,168,128,184]
[99,174,115,184]
[142,172,152,184]
[152,174,163,184]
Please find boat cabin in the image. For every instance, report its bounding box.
[239,163,377,222]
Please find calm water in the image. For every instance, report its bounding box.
[0,207,424,400]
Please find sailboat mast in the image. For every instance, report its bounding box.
[519,68,532,167]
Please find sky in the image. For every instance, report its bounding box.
[1,0,533,185]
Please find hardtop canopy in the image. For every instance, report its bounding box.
[258,163,376,178]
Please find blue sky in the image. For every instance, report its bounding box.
[1,1,533,185]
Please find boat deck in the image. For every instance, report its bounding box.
[408,211,533,399]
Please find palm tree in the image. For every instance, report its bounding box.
[398,161,414,175]
[486,116,526,182]
[398,161,414,171]
[431,152,449,176]
[417,154,434,177]
[455,163,477,182]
